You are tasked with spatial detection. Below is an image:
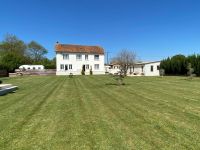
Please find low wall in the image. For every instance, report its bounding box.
[14,69,56,76]
[0,70,8,77]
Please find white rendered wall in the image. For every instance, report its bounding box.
[143,62,160,76]
[56,52,105,75]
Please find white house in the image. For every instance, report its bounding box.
[131,61,161,76]
[19,65,45,70]
[55,43,105,75]
[107,61,161,76]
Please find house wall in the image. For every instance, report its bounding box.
[56,52,105,75]
[133,65,144,74]
[106,61,160,76]
[143,62,160,76]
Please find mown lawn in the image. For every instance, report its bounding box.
[0,76,200,149]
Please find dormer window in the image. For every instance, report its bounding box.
[94,55,99,60]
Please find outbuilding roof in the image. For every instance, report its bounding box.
[55,44,104,54]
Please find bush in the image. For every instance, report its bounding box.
[90,69,93,75]
[69,73,73,78]
[159,69,165,77]
[0,80,2,84]
[81,69,85,75]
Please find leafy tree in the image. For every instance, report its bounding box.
[27,41,47,62]
[0,34,28,72]
[38,57,56,69]
[0,52,29,72]
[0,34,26,55]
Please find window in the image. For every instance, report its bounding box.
[157,65,160,70]
[69,64,72,70]
[33,67,35,70]
[94,64,99,70]
[85,55,88,60]
[86,64,89,69]
[60,64,64,70]
[151,65,153,72]
[76,54,82,60]
[63,54,69,60]
[94,55,99,60]
[38,67,41,70]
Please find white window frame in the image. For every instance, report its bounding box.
[94,64,99,70]
[60,64,64,70]
[86,64,89,70]
[85,55,88,61]
[63,53,69,60]
[94,55,99,61]
[76,54,82,60]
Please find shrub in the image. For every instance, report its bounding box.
[69,73,73,78]
[81,69,85,75]
[159,69,165,77]
[90,69,93,75]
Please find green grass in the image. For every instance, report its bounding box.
[0,76,200,149]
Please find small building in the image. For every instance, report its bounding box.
[132,61,160,76]
[55,43,105,75]
[19,65,45,70]
[106,61,161,76]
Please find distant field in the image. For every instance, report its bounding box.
[0,76,200,149]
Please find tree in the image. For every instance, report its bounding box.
[113,49,137,76]
[27,41,47,62]
[0,34,27,55]
[111,49,136,85]
[0,34,28,72]
[38,57,56,69]
[160,54,187,75]
[0,52,29,72]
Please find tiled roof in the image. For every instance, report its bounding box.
[55,44,104,54]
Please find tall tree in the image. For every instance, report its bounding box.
[27,41,47,62]
[0,34,28,72]
[0,34,27,55]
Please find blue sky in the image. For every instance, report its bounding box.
[1,0,200,61]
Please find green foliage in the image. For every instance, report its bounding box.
[37,57,56,69]
[81,69,85,75]
[0,34,27,55]
[0,52,30,72]
[27,41,48,62]
[160,54,200,76]
[0,34,55,72]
